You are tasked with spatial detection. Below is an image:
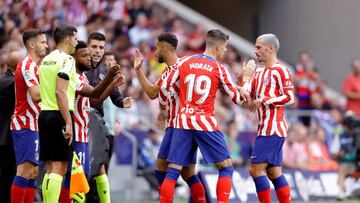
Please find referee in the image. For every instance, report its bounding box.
[38,25,78,202]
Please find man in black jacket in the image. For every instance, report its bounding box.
[86,32,133,203]
[0,51,22,203]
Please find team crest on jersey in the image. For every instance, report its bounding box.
[99,73,105,80]
[83,106,90,112]
[263,77,270,85]
[284,80,293,87]
[24,70,33,80]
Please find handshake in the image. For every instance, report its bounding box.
[236,59,261,112]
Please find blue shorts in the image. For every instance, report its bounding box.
[70,142,90,175]
[158,128,197,164]
[12,129,40,165]
[168,129,230,167]
[251,135,285,167]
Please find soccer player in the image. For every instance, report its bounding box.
[38,25,78,203]
[10,29,48,203]
[246,34,295,203]
[160,29,245,203]
[133,32,206,202]
[59,41,123,203]
[85,32,133,203]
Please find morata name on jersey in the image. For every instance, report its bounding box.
[189,63,213,72]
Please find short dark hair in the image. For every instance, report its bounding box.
[75,40,87,52]
[53,25,77,44]
[104,51,115,57]
[206,29,229,47]
[158,32,178,49]
[103,52,117,62]
[23,28,46,47]
[88,32,106,43]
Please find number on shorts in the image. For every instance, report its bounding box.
[78,152,85,164]
[35,139,39,152]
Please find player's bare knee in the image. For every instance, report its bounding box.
[156,158,168,171]
[17,162,36,179]
[17,165,32,179]
[32,166,39,178]
[249,164,263,178]
[266,166,282,180]
[50,161,67,176]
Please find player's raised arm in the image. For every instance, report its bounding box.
[133,49,160,99]
[261,67,295,107]
[237,59,257,101]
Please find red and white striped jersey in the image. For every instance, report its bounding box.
[73,73,91,143]
[163,54,243,131]
[156,59,181,128]
[246,61,295,137]
[11,57,41,131]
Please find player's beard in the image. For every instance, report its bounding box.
[157,54,165,63]
[78,63,91,72]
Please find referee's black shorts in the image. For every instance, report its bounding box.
[39,111,73,161]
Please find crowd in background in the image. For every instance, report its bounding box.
[0,0,358,189]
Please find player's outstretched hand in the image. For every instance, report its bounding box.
[249,99,261,112]
[109,64,121,77]
[123,97,133,108]
[242,59,256,81]
[63,123,73,145]
[133,49,144,71]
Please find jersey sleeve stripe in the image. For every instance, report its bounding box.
[218,64,241,104]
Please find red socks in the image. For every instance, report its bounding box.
[253,175,271,203]
[160,168,181,203]
[24,187,35,203]
[216,176,232,203]
[11,184,27,203]
[271,175,291,203]
[60,187,72,203]
[276,185,291,203]
[11,176,29,203]
[257,189,272,203]
[217,166,234,203]
[190,182,206,203]
[160,179,177,203]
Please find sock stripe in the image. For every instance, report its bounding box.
[13,176,30,189]
[271,175,289,190]
[254,175,270,192]
[155,170,167,184]
[186,175,201,187]
[219,166,234,178]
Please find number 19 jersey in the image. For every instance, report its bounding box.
[163,54,242,131]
